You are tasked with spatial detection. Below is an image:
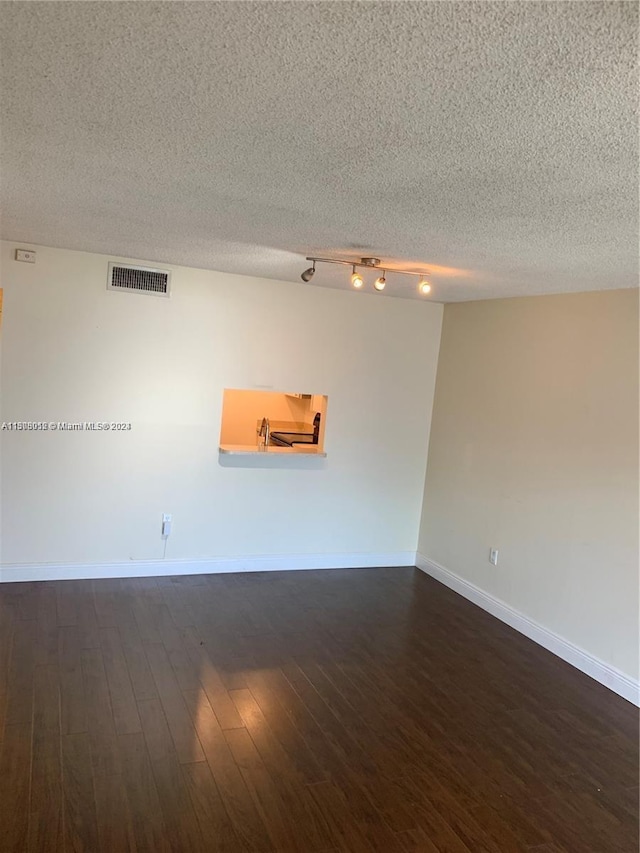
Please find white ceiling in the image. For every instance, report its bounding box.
[1,1,637,302]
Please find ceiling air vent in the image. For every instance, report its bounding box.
[107,262,171,297]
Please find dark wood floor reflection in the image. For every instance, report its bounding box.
[0,567,637,851]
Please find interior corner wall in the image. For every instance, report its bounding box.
[418,289,639,681]
[0,242,443,574]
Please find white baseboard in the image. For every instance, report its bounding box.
[416,553,639,707]
[0,550,416,584]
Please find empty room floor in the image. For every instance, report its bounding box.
[0,567,637,852]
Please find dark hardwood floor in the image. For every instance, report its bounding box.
[0,567,637,852]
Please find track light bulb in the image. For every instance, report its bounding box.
[374,274,386,291]
[301,262,315,282]
[418,279,431,295]
[351,266,364,289]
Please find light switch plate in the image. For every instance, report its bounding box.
[15,249,36,263]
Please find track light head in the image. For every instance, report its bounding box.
[418,279,431,295]
[301,262,315,282]
[373,274,386,292]
[351,266,364,289]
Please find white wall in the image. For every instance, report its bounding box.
[418,289,639,682]
[0,242,443,570]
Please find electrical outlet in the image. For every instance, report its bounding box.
[15,249,36,263]
[162,513,172,537]
[489,548,499,566]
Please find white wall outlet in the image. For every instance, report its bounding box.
[489,548,499,566]
[162,513,172,537]
[15,249,36,263]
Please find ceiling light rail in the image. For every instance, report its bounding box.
[300,256,431,295]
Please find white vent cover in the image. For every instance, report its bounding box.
[107,262,170,297]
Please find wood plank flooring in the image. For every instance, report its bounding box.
[0,567,637,852]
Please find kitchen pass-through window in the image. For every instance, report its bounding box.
[219,389,328,452]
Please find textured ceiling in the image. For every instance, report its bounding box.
[1,1,637,301]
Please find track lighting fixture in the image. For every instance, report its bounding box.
[299,255,432,295]
[351,266,364,289]
[301,261,315,282]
